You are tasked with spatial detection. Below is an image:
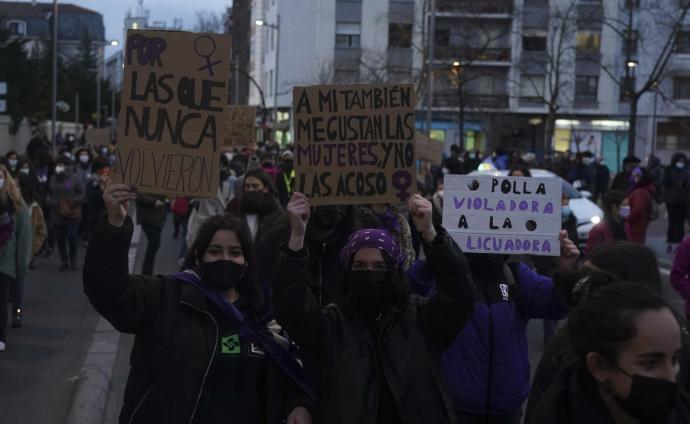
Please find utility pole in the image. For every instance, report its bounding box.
[425,0,436,136]
[51,0,58,156]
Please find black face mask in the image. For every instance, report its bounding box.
[199,260,248,291]
[615,370,678,423]
[242,191,272,214]
[349,270,395,310]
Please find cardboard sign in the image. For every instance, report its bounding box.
[293,84,417,206]
[112,30,231,198]
[416,132,444,166]
[85,127,111,146]
[223,106,256,147]
[442,175,562,256]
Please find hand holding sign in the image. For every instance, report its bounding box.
[103,177,138,228]
[287,192,311,251]
[409,194,436,242]
[558,229,580,270]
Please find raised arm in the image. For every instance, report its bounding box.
[83,179,166,334]
[272,193,329,356]
[409,194,476,349]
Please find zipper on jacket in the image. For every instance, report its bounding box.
[180,301,218,424]
[128,386,153,423]
[485,305,495,423]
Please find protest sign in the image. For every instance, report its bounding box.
[112,29,231,198]
[416,132,444,166]
[223,106,256,147]
[442,174,562,256]
[293,84,417,206]
[85,127,111,146]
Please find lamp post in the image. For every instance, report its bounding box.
[256,16,280,144]
[96,39,120,129]
[651,80,659,155]
[51,0,58,156]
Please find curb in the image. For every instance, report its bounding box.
[64,223,141,424]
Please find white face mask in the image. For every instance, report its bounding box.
[79,155,89,164]
[19,168,30,175]
[619,205,631,219]
[55,166,65,175]
[677,162,686,170]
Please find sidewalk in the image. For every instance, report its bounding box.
[102,217,184,424]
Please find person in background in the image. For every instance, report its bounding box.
[276,150,295,208]
[260,152,279,182]
[171,197,189,239]
[626,167,654,244]
[48,158,84,271]
[135,193,167,276]
[464,149,481,174]
[19,171,47,271]
[530,283,690,423]
[74,148,93,245]
[274,192,475,423]
[356,203,415,270]
[85,156,110,247]
[0,165,31,350]
[229,168,284,246]
[610,155,641,192]
[671,235,690,322]
[417,160,435,197]
[4,151,19,178]
[585,190,628,255]
[647,153,665,202]
[444,145,465,175]
[593,157,610,204]
[664,153,690,253]
[230,142,260,177]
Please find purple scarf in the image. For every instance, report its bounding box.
[170,271,316,400]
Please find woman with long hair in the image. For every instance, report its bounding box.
[0,165,32,351]
[229,168,284,246]
[585,190,628,255]
[83,180,313,423]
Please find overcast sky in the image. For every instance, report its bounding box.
[58,0,232,56]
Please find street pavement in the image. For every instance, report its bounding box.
[0,207,685,424]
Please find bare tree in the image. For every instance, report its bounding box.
[594,0,690,156]
[193,11,224,34]
[516,0,577,154]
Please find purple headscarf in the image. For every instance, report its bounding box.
[339,228,406,271]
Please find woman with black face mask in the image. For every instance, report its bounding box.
[83,180,314,424]
[273,192,475,423]
[230,168,284,246]
[531,282,690,424]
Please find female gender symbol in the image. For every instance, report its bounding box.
[194,36,222,76]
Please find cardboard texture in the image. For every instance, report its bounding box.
[442,175,562,256]
[112,29,231,198]
[223,106,256,147]
[415,132,444,166]
[85,127,111,146]
[293,84,417,206]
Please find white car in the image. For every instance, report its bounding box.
[469,169,603,247]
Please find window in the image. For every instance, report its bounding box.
[389,23,413,48]
[520,74,545,99]
[575,76,598,101]
[523,35,547,51]
[676,31,690,53]
[619,76,636,101]
[7,20,26,36]
[435,29,450,48]
[335,23,361,49]
[622,30,638,55]
[576,31,601,53]
[674,77,690,99]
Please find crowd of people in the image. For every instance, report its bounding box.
[3,132,690,423]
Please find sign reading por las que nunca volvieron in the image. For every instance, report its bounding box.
[442,175,563,256]
[112,29,231,198]
[293,84,417,206]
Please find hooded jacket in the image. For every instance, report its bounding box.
[272,229,475,423]
[408,258,569,415]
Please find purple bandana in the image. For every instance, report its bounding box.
[339,228,405,271]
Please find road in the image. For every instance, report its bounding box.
[0,209,684,423]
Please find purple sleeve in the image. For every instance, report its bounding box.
[516,263,569,320]
[407,260,437,298]
[671,238,690,300]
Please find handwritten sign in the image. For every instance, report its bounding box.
[223,106,256,147]
[416,132,444,166]
[112,30,231,198]
[442,175,562,256]
[293,84,417,206]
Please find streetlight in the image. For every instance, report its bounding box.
[651,80,660,155]
[96,39,120,129]
[51,0,58,156]
[626,60,637,69]
[255,16,281,144]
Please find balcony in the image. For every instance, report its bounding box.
[436,47,512,65]
[437,0,514,17]
[433,93,509,109]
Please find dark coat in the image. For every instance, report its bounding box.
[272,230,475,424]
[83,216,310,424]
[135,194,167,227]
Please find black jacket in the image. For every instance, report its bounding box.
[530,362,690,424]
[272,229,475,424]
[83,216,310,424]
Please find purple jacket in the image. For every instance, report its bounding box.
[408,260,569,415]
[671,236,690,316]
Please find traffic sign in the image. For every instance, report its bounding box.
[0,82,6,96]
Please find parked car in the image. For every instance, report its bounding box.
[469,169,603,247]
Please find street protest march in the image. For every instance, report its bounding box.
[443,174,562,256]
[293,83,417,206]
[111,29,231,198]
